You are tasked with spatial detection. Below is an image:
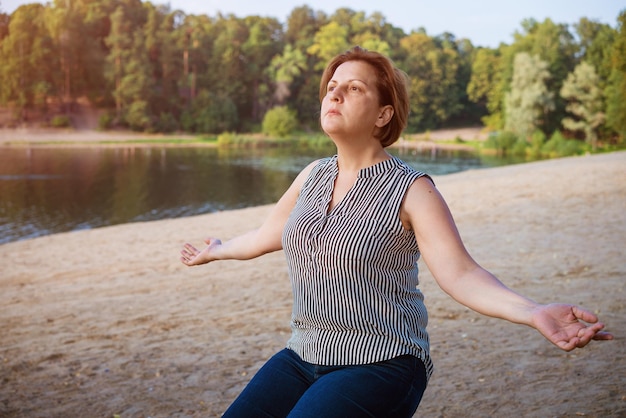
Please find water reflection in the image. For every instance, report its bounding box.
[0,145,493,244]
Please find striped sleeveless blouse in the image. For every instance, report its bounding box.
[282,155,434,380]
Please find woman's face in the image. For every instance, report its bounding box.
[320,60,391,141]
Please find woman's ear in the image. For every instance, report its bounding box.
[375,105,394,128]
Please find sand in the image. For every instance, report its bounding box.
[1,150,625,417]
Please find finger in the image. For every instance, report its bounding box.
[183,243,198,252]
[555,339,576,352]
[571,306,599,324]
[182,247,197,256]
[576,324,613,347]
[592,331,614,341]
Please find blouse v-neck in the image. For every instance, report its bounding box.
[324,155,396,216]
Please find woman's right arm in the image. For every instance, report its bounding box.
[180,160,318,266]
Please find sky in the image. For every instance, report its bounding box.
[1,0,623,48]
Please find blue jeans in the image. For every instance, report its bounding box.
[222,348,427,418]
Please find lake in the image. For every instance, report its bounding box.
[0,144,516,245]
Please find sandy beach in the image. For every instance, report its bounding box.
[1,150,625,417]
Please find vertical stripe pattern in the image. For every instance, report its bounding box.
[282,155,434,380]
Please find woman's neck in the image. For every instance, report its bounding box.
[334,140,390,173]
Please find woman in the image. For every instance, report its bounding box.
[180,46,612,417]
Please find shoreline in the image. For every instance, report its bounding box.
[0,127,485,151]
[1,151,624,417]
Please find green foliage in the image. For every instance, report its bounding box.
[0,4,56,114]
[181,90,239,134]
[268,44,307,105]
[574,18,616,83]
[507,130,547,157]
[125,100,152,131]
[486,128,585,158]
[528,130,547,158]
[156,112,179,133]
[307,21,350,70]
[541,130,585,157]
[98,111,114,131]
[50,115,71,128]
[504,52,554,139]
[560,61,605,150]
[0,1,623,151]
[262,106,298,137]
[295,134,334,150]
[605,69,626,143]
[216,132,239,146]
[401,32,466,131]
[484,131,519,154]
[604,11,626,144]
[467,48,501,108]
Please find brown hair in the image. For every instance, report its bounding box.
[319,46,410,147]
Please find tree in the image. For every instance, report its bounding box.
[467,48,502,127]
[105,5,133,120]
[181,89,238,133]
[46,2,84,110]
[504,52,554,139]
[262,105,298,137]
[561,62,605,150]
[268,44,307,104]
[512,18,577,88]
[574,18,616,84]
[67,0,117,104]
[0,4,56,120]
[439,33,479,126]
[351,32,391,56]
[241,16,284,122]
[142,4,184,127]
[0,12,8,42]
[178,14,214,107]
[104,3,152,129]
[285,5,326,50]
[207,15,250,124]
[489,18,578,133]
[605,10,626,142]
[283,6,328,128]
[400,32,464,131]
[307,21,350,70]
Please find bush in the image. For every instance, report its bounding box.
[50,115,71,128]
[156,112,179,133]
[484,131,518,154]
[180,109,195,132]
[98,111,114,131]
[541,131,585,157]
[183,90,239,134]
[528,130,547,158]
[125,100,152,131]
[511,137,528,155]
[295,134,333,149]
[216,131,238,146]
[262,106,298,138]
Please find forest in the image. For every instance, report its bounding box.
[1,1,625,154]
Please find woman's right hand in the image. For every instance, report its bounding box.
[180,237,222,266]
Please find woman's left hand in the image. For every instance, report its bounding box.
[531,304,614,351]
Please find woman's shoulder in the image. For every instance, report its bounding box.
[305,155,337,176]
[293,156,336,189]
[391,156,433,184]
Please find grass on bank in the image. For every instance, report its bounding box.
[3,128,623,160]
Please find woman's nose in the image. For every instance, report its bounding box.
[328,89,342,102]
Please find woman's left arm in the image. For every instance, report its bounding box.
[402,177,613,350]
